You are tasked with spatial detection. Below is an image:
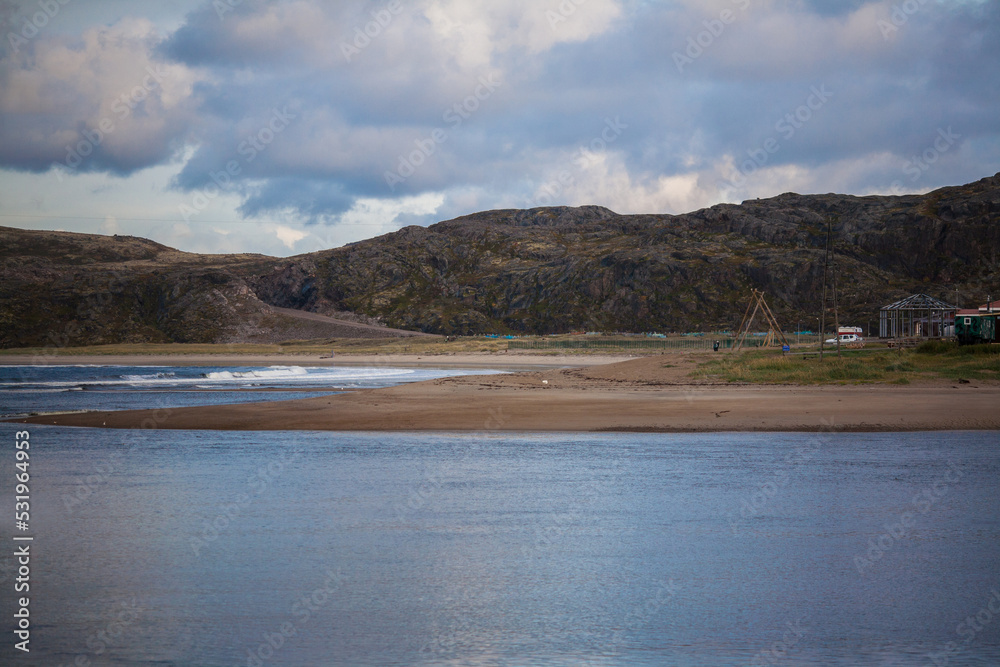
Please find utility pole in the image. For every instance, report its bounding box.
[820,219,831,361]
[831,221,841,357]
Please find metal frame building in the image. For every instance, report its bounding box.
[878,293,957,339]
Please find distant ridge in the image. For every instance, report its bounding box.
[1,173,998,347]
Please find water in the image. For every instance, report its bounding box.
[0,364,502,417]
[1,426,997,666]
[1,366,999,665]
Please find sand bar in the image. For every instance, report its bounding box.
[7,356,999,433]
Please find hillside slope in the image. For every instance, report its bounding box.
[1,173,998,347]
[0,228,418,347]
[252,173,1000,335]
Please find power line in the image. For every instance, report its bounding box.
[0,213,395,226]
[0,213,271,224]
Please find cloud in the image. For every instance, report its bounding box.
[0,17,202,173]
[274,224,308,249]
[422,0,624,68]
[161,0,347,68]
[0,0,997,256]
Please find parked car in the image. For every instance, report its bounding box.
[825,333,863,344]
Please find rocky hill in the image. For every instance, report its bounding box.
[251,173,1000,335]
[2,173,998,347]
[0,228,423,347]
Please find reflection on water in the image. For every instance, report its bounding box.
[2,428,999,666]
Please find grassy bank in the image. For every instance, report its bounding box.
[692,342,1000,384]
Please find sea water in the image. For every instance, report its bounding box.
[0,364,502,417]
[1,367,999,666]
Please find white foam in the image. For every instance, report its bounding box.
[204,366,310,381]
[1,365,430,390]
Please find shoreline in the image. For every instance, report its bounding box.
[0,352,633,370]
[7,355,999,433]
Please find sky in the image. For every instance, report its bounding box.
[0,0,997,257]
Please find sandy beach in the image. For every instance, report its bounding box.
[8,354,999,433]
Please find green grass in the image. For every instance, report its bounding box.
[884,360,916,372]
[691,345,1000,384]
[916,339,955,355]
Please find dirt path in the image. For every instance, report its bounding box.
[269,306,436,337]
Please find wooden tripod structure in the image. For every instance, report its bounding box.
[734,289,790,351]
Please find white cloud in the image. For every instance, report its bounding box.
[421,0,624,69]
[535,149,716,214]
[0,18,202,168]
[274,224,309,249]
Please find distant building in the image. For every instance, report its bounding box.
[878,293,957,339]
[956,299,999,319]
[956,299,999,345]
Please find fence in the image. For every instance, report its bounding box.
[507,335,822,352]
[508,338,741,351]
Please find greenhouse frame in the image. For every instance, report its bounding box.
[878,293,957,339]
